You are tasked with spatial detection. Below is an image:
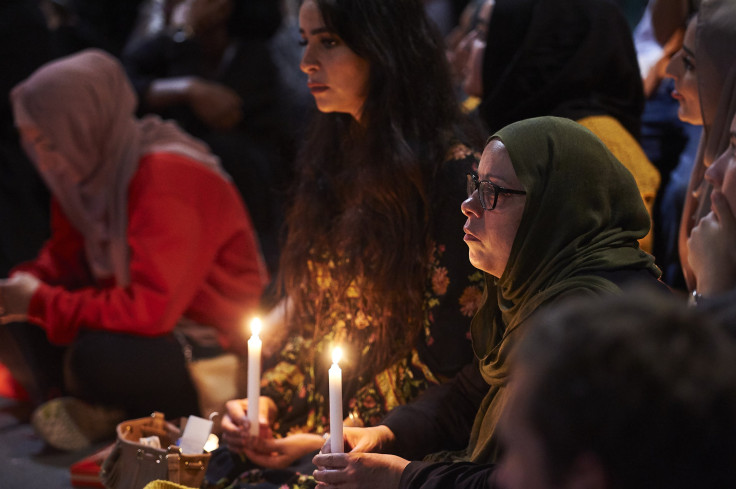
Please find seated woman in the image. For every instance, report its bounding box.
[0,49,267,451]
[313,116,666,489]
[210,0,484,485]
[454,0,660,253]
[687,111,736,301]
[669,0,736,291]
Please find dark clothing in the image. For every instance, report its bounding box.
[698,288,736,339]
[0,0,52,139]
[0,0,52,276]
[65,0,146,56]
[123,35,288,153]
[0,142,50,277]
[478,0,644,138]
[616,0,649,31]
[383,363,487,461]
[0,324,199,417]
[401,461,498,489]
[66,330,200,418]
[384,268,668,467]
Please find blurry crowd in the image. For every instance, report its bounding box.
[2,1,736,489]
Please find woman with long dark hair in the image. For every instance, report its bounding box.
[215,0,484,480]
[670,0,736,292]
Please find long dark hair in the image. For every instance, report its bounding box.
[278,0,478,376]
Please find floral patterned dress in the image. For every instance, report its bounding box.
[260,143,485,437]
[205,143,485,489]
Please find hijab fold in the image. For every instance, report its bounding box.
[11,49,226,286]
[467,117,659,462]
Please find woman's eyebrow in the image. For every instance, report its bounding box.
[299,26,330,35]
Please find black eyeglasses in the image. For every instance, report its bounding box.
[466,171,526,211]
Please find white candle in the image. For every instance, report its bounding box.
[329,347,343,453]
[247,317,262,436]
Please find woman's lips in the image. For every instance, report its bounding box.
[463,228,480,242]
[308,83,328,94]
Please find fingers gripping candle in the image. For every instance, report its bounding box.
[247,318,262,436]
[329,347,343,453]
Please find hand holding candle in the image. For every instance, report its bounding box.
[247,317,262,436]
[329,346,343,453]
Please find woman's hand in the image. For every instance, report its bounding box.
[220,396,277,453]
[312,452,410,489]
[688,189,736,295]
[243,433,325,469]
[321,425,397,455]
[187,79,243,129]
[0,272,40,324]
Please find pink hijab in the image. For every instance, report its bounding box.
[679,0,736,290]
[10,49,226,286]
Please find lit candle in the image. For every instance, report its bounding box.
[329,347,343,453]
[247,317,262,436]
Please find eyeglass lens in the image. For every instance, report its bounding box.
[466,173,495,210]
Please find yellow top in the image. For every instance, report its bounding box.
[577,115,660,253]
[461,95,482,113]
[143,481,198,489]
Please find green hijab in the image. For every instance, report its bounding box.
[467,116,660,462]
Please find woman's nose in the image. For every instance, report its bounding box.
[705,150,727,189]
[664,51,681,80]
[461,193,483,218]
[300,43,318,74]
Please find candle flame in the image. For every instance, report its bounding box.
[250,317,262,337]
[332,346,342,365]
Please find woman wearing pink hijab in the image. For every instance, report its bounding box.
[0,49,267,451]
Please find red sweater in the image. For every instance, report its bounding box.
[13,153,268,352]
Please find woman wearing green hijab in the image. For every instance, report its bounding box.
[463,115,662,464]
[312,116,665,489]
